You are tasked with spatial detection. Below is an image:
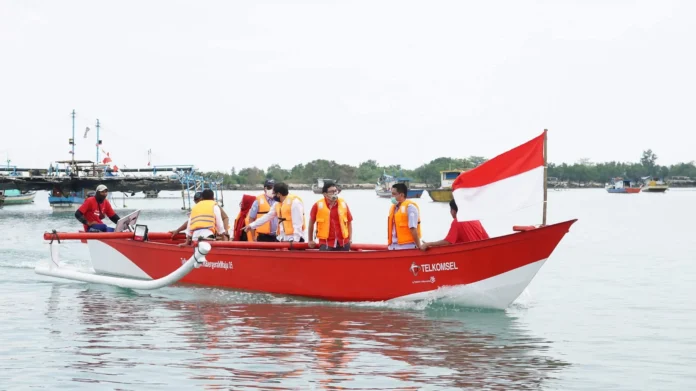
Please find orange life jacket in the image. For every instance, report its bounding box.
[253,194,272,234]
[315,198,349,240]
[275,194,305,236]
[189,200,218,234]
[387,200,421,245]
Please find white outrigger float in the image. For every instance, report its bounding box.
[36,211,212,290]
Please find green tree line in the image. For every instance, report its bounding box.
[202,149,696,187]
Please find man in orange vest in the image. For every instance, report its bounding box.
[244,182,306,242]
[247,179,279,242]
[387,183,422,250]
[307,182,353,251]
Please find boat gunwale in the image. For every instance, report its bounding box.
[96,219,577,260]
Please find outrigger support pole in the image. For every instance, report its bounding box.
[35,241,211,290]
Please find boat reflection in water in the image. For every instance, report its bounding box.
[43,286,572,390]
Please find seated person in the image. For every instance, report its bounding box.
[74,184,120,232]
[182,189,226,245]
[420,199,489,250]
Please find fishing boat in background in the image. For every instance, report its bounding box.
[427,169,465,202]
[49,187,86,210]
[375,173,423,198]
[605,177,641,193]
[640,177,669,193]
[312,178,338,194]
[0,189,36,205]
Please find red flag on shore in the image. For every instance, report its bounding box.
[452,131,545,221]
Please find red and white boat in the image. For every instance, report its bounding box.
[38,219,574,309]
[35,130,577,309]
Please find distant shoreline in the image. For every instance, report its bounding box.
[223,183,696,191]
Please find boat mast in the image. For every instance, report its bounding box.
[542,129,548,226]
[70,109,76,163]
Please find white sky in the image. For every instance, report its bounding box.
[1,0,694,172]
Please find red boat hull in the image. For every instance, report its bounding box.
[78,219,577,309]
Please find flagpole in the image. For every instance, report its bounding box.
[542,129,548,226]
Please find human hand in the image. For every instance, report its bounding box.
[308,240,316,249]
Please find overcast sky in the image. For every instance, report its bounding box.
[1,0,694,172]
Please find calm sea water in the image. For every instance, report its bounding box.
[1,189,694,390]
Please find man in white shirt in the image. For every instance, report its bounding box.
[182,189,226,245]
[244,182,306,242]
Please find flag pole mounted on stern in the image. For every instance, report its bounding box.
[542,129,548,226]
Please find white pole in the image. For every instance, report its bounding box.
[35,242,211,290]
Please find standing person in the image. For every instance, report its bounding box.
[244,182,305,242]
[307,182,353,251]
[247,179,279,242]
[420,199,489,250]
[74,184,121,232]
[233,194,257,241]
[183,189,226,245]
[387,183,421,250]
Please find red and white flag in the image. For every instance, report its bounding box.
[452,131,546,222]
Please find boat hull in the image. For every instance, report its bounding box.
[2,192,36,205]
[48,196,84,210]
[606,188,641,194]
[641,186,668,193]
[82,219,576,309]
[376,188,424,199]
[427,189,453,202]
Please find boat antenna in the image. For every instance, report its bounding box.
[70,109,76,163]
[96,119,101,165]
[542,129,548,226]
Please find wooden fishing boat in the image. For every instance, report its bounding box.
[311,178,338,194]
[640,177,669,193]
[605,177,641,193]
[375,174,423,198]
[48,187,86,210]
[427,169,465,202]
[0,189,36,205]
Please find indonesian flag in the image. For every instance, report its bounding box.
[452,131,546,222]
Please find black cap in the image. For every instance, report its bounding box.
[193,191,202,200]
[264,179,275,187]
